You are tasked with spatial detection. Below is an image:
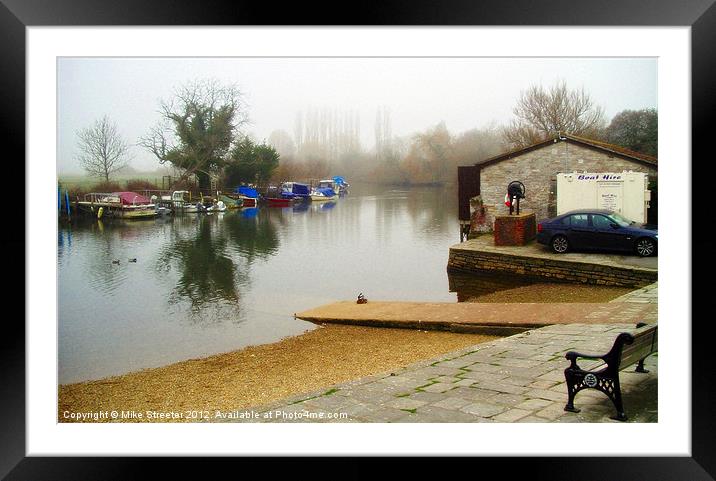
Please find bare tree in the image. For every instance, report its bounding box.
[503,81,606,148]
[501,121,546,150]
[75,115,131,181]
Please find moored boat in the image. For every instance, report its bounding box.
[310,187,338,202]
[280,182,311,201]
[207,200,227,212]
[170,190,202,213]
[78,192,158,219]
[219,193,243,209]
[234,186,259,208]
[317,177,349,196]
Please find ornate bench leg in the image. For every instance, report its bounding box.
[563,369,581,413]
[635,358,649,373]
[609,380,628,422]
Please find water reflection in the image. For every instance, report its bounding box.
[224,210,280,262]
[448,270,542,302]
[59,183,470,382]
[159,216,241,316]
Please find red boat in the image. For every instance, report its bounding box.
[240,197,257,208]
[266,197,292,207]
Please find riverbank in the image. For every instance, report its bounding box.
[59,324,498,422]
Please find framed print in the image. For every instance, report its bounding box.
[4,0,712,477]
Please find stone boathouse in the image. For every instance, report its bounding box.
[457,133,658,231]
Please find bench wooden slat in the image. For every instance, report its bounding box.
[621,327,657,368]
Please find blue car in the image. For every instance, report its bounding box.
[536,209,658,257]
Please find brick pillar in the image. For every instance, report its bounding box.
[493,212,537,246]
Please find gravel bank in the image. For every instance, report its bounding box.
[59,324,498,422]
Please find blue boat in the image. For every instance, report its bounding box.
[234,186,259,207]
[317,177,349,196]
[280,182,311,200]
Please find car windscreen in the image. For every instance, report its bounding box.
[608,212,633,227]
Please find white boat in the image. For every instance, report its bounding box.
[207,200,227,212]
[170,191,204,213]
[310,187,338,202]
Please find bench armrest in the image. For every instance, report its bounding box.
[565,350,605,369]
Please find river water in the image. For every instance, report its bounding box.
[58,183,526,384]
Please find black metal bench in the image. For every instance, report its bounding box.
[563,322,658,421]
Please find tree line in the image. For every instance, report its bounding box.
[74,79,657,187]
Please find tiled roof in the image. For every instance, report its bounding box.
[563,133,657,164]
[476,133,657,168]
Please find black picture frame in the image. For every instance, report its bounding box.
[3,0,710,478]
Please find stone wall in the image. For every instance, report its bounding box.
[479,140,658,225]
[447,248,657,288]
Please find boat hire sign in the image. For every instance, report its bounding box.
[556,171,650,223]
[575,174,623,181]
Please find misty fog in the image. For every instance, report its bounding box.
[57,57,656,184]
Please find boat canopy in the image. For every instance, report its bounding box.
[332,176,347,186]
[315,187,336,197]
[114,192,151,205]
[292,183,311,196]
[235,186,259,198]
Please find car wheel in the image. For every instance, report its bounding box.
[635,237,656,257]
[551,235,569,254]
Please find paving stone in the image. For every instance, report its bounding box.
[420,382,457,393]
[490,358,544,368]
[432,375,463,384]
[462,363,505,373]
[459,401,507,418]
[548,382,568,393]
[408,391,446,403]
[515,398,554,410]
[492,408,533,422]
[459,371,509,382]
[352,407,411,423]
[431,396,474,411]
[471,380,529,395]
[524,388,568,402]
[411,366,468,377]
[374,376,434,390]
[433,358,475,369]
[449,387,500,402]
[535,370,566,382]
[393,406,478,423]
[533,403,568,421]
[516,415,551,423]
[452,378,477,387]
[386,397,428,410]
[340,388,402,405]
[529,353,558,361]
[491,393,529,406]
[529,379,559,390]
[502,376,540,387]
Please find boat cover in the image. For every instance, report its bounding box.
[115,192,151,205]
[292,183,311,196]
[314,187,336,197]
[235,186,259,198]
[332,176,347,186]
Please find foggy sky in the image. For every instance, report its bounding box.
[57,57,657,174]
